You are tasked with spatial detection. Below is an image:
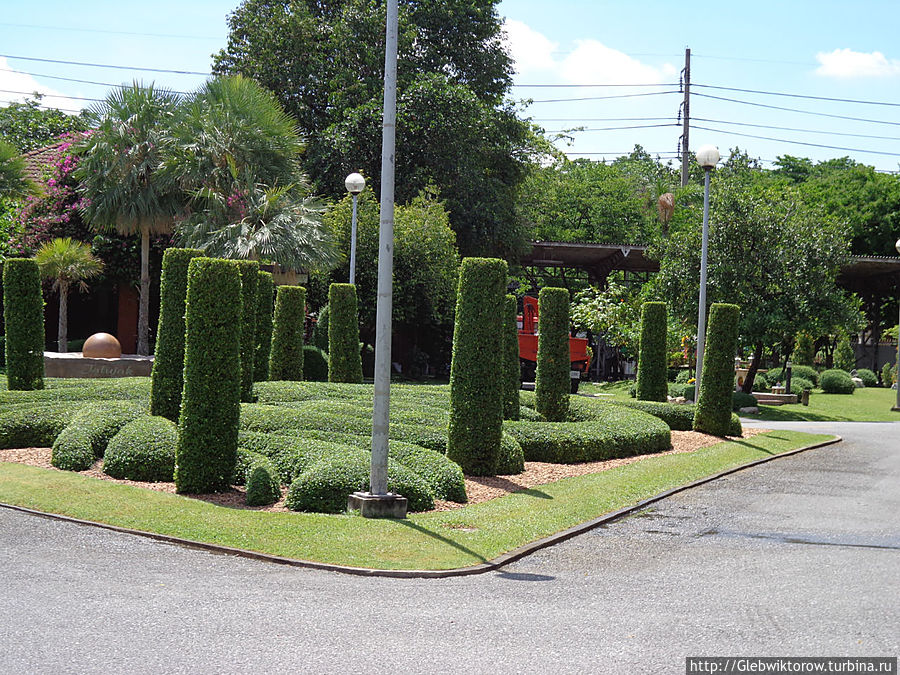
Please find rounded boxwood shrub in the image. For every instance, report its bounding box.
[269,285,306,381]
[303,345,329,381]
[503,294,520,421]
[0,402,79,448]
[254,270,274,382]
[236,260,260,402]
[175,258,242,494]
[767,364,819,387]
[238,431,359,484]
[789,376,814,395]
[447,257,507,476]
[285,451,434,513]
[855,368,877,388]
[51,402,145,471]
[693,303,741,436]
[732,391,758,411]
[635,302,668,402]
[245,455,282,506]
[751,373,769,392]
[3,258,45,391]
[327,283,362,383]
[104,416,177,482]
[675,370,693,384]
[150,248,203,421]
[388,441,467,502]
[820,369,856,394]
[535,287,570,422]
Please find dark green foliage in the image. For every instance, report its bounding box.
[245,455,281,506]
[254,271,274,381]
[238,430,358,484]
[535,287,570,422]
[834,334,856,371]
[3,259,45,390]
[51,402,145,471]
[312,304,329,352]
[855,368,878,388]
[767,364,819,387]
[236,260,260,401]
[0,402,79,448]
[881,361,895,387]
[327,283,362,383]
[635,302,668,402]
[794,332,815,366]
[694,303,741,436]
[502,294,520,421]
[447,257,507,475]
[150,248,203,420]
[751,374,769,392]
[175,258,242,494]
[820,369,856,394]
[269,285,306,381]
[788,376,814,394]
[604,399,695,431]
[0,378,149,405]
[104,416,177,482]
[303,345,329,381]
[731,391,758,411]
[285,450,434,513]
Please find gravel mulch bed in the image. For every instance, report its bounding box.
[0,428,768,515]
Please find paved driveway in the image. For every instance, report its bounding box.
[1,422,897,674]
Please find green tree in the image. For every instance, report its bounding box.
[74,82,183,355]
[0,139,40,200]
[0,98,89,153]
[34,238,103,352]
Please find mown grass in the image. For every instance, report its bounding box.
[745,386,900,422]
[0,430,832,570]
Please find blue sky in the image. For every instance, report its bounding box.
[1,0,898,171]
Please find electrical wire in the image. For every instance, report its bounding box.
[0,53,210,76]
[693,118,900,142]
[691,124,900,157]
[545,123,679,133]
[530,90,680,103]
[513,82,678,88]
[0,88,101,102]
[693,92,900,126]
[693,83,900,107]
[0,66,193,94]
[0,22,219,40]
[0,98,82,114]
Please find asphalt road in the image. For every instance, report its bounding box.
[1,421,897,674]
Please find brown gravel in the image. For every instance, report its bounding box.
[0,427,768,514]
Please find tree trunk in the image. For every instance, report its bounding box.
[741,341,764,394]
[58,281,69,353]
[137,228,150,355]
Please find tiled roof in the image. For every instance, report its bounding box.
[19,131,92,182]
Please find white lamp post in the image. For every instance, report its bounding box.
[893,237,900,411]
[344,172,365,286]
[694,144,720,401]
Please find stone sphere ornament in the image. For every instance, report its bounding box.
[82,332,122,359]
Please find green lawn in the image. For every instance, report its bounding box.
[579,380,634,399]
[745,386,900,422]
[0,430,832,570]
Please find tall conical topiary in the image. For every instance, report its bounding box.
[502,294,520,420]
[535,287,570,422]
[327,283,363,383]
[175,257,242,493]
[447,257,507,475]
[635,301,668,402]
[254,270,274,381]
[236,260,259,401]
[693,303,741,436]
[269,285,305,380]
[2,258,45,390]
[150,248,203,421]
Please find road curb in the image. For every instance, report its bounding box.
[1,435,842,579]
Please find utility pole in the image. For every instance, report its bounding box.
[680,47,691,187]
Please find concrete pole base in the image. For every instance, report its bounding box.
[891,406,900,412]
[348,492,408,519]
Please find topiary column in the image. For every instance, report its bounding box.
[150,248,203,420]
[175,257,242,494]
[693,302,741,436]
[268,285,306,381]
[236,260,259,401]
[535,286,570,422]
[447,257,507,475]
[327,283,363,383]
[635,301,668,402]
[503,294,520,420]
[254,270,274,382]
[2,258,45,391]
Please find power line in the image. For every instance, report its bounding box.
[530,90,680,103]
[693,83,900,108]
[0,22,219,40]
[692,53,816,67]
[0,66,193,94]
[0,53,210,76]
[513,82,678,88]
[693,118,900,142]
[546,123,679,133]
[691,124,900,157]
[0,88,100,102]
[0,98,82,114]
[530,117,674,122]
[693,92,900,126]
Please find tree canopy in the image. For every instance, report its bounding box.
[0,98,89,153]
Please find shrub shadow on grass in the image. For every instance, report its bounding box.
[744,406,850,423]
[396,520,488,564]
[468,475,553,500]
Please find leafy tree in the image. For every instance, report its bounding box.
[570,280,641,359]
[35,238,103,352]
[0,139,39,201]
[74,83,183,355]
[0,98,89,153]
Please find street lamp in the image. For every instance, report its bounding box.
[893,237,900,411]
[344,172,366,286]
[694,144,720,401]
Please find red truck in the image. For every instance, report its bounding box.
[517,295,590,393]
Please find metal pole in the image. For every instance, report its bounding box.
[370,0,398,495]
[695,167,711,399]
[680,48,691,188]
[349,193,358,286]
[895,294,900,410]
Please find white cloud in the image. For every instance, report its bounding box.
[0,57,84,112]
[503,19,559,76]
[815,48,900,78]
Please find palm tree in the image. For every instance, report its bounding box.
[0,139,40,199]
[74,82,182,355]
[35,238,103,352]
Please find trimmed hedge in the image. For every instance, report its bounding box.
[150,248,202,421]
[303,345,329,381]
[535,287,570,422]
[766,364,819,387]
[635,302,668,402]
[856,368,878,388]
[820,369,856,394]
[236,260,260,402]
[245,454,281,506]
[327,283,362,383]
[694,303,741,436]
[731,391,758,410]
[788,376,814,395]
[269,285,306,381]
[175,258,242,494]
[103,416,177,482]
[238,430,358,484]
[447,257,507,476]
[3,258,45,390]
[0,402,79,448]
[51,402,145,471]
[254,270,274,382]
[502,294,520,420]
